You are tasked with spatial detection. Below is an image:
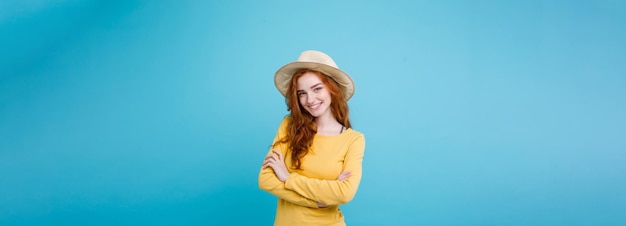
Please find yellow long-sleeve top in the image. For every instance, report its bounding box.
[259,117,366,226]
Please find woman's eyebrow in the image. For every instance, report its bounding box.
[310,83,323,89]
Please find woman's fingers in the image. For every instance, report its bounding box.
[272,149,283,160]
[262,149,291,182]
[263,157,274,165]
[262,159,272,168]
[263,153,279,168]
[265,151,278,160]
[337,171,351,181]
[263,152,280,164]
[264,150,283,164]
[262,150,287,175]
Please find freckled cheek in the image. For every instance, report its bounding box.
[322,94,331,103]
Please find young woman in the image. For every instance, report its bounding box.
[259,50,366,226]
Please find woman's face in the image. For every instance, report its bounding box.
[296,72,332,118]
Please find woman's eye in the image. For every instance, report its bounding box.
[314,87,322,92]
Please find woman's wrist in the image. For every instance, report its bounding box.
[279,172,290,182]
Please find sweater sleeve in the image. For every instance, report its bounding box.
[284,135,365,206]
[258,119,319,208]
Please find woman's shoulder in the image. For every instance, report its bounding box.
[273,115,292,136]
[278,115,292,127]
[344,128,365,141]
[341,129,365,151]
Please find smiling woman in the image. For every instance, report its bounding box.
[258,50,366,226]
[3,1,624,225]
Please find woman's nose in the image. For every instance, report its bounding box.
[306,93,316,104]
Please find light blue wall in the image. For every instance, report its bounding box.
[1,1,625,225]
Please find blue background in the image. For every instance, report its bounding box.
[1,1,625,225]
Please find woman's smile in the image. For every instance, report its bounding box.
[308,102,323,110]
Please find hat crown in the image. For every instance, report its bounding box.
[275,50,354,100]
[296,50,338,69]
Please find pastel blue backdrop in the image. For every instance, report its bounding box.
[1,1,624,225]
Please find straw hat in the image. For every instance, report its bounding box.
[274,50,354,100]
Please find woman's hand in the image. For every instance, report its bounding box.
[337,171,351,181]
[317,170,352,208]
[262,149,290,182]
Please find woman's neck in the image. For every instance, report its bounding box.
[315,112,343,135]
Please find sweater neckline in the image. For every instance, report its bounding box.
[315,128,352,138]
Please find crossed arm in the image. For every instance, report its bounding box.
[259,149,351,208]
[258,134,365,207]
[258,158,320,208]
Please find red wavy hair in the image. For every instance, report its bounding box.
[274,69,351,169]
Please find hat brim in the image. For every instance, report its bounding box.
[274,62,354,100]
